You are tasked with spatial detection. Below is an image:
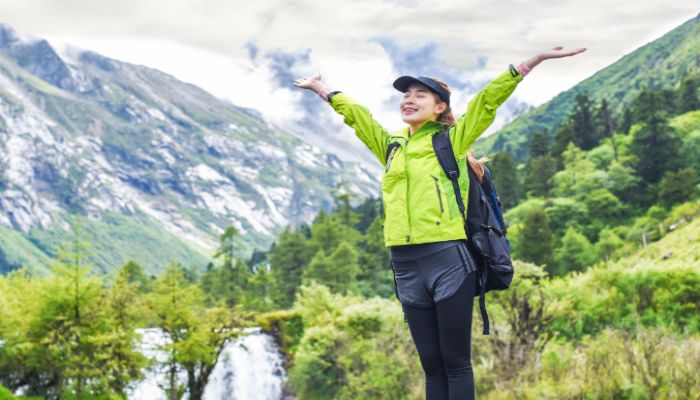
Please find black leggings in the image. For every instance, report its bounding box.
[402,271,477,400]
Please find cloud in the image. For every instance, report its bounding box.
[0,0,697,125]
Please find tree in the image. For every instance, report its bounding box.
[607,160,643,204]
[529,130,551,158]
[104,263,149,396]
[552,227,596,275]
[356,216,393,298]
[489,152,521,209]
[594,98,618,161]
[595,228,625,263]
[212,226,249,307]
[303,242,361,294]
[618,107,633,135]
[4,222,146,398]
[570,92,598,150]
[551,123,575,166]
[330,180,361,229]
[525,155,558,198]
[677,74,700,113]
[269,227,313,308]
[658,168,698,208]
[488,262,554,384]
[550,143,606,198]
[119,259,150,292]
[629,115,682,185]
[149,263,246,400]
[514,208,554,269]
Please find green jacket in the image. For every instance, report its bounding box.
[329,67,523,247]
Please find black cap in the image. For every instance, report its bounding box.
[393,76,450,106]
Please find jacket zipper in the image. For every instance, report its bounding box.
[431,175,444,214]
[404,138,411,243]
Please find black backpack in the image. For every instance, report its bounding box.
[385,129,514,335]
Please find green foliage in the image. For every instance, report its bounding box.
[303,242,361,294]
[288,283,421,400]
[629,113,683,186]
[268,227,314,308]
[524,155,557,197]
[658,167,698,207]
[0,230,147,398]
[510,208,554,268]
[552,227,597,275]
[569,92,599,150]
[550,143,607,198]
[595,227,626,263]
[489,152,522,209]
[147,263,249,400]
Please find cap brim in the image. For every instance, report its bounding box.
[392,76,422,92]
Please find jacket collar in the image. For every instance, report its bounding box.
[396,120,449,139]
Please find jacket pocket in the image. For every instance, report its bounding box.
[431,175,444,214]
[385,145,399,173]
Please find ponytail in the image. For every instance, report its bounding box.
[428,77,456,126]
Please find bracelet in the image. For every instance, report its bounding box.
[517,61,532,77]
[318,88,330,102]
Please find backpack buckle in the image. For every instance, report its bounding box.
[448,171,458,179]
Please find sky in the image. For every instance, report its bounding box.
[0,0,698,131]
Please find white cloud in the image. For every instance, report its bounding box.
[1,0,697,126]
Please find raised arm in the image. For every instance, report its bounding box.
[293,74,390,166]
[450,45,587,157]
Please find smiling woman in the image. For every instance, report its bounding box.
[294,45,586,400]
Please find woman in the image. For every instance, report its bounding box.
[294,45,586,400]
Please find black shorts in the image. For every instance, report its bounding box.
[390,239,478,308]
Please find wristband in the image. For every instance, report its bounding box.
[517,61,532,77]
[318,88,330,102]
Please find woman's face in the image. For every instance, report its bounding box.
[399,83,447,126]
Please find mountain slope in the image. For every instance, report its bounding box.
[472,12,700,162]
[0,24,379,275]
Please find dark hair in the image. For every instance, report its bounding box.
[428,77,456,126]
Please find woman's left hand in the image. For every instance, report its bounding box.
[539,45,587,60]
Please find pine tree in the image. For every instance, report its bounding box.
[357,216,393,298]
[525,156,558,198]
[529,130,551,158]
[212,226,249,307]
[594,98,618,161]
[269,227,312,308]
[551,123,575,167]
[515,208,554,269]
[678,74,700,113]
[630,114,682,185]
[303,242,360,294]
[489,152,521,209]
[570,92,598,150]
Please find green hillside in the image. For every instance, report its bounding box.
[472,13,700,162]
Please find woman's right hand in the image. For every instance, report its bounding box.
[293,73,324,92]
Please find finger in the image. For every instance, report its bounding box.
[553,45,564,50]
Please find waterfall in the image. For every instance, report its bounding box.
[128,327,287,400]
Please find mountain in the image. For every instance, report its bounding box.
[471,12,700,162]
[0,24,379,276]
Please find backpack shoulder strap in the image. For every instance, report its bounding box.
[432,130,466,220]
